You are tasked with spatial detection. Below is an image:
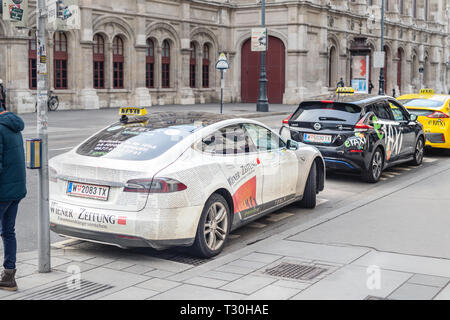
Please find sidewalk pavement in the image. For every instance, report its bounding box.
[2,161,450,300]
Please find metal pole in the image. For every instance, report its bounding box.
[378,0,385,95]
[37,0,51,273]
[256,0,269,112]
[220,70,224,114]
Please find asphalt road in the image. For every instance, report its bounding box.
[5,106,449,256]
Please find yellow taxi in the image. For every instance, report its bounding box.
[397,89,450,149]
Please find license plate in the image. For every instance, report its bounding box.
[304,133,332,144]
[67,182,110,201]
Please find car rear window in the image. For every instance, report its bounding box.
[398,99,444,109]
[76,123,196,161]
[291,102,362,124]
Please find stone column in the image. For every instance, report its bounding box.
[133,11,152,107]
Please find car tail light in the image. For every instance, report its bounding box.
[354,117,373,131]
[321,100,334,104]
[427,111,449,118]
[123,178,187,193]
[282,114,292,124]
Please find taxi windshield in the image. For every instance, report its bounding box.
[76,112,227,161]
[398,99,444,109]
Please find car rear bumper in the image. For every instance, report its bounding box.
[49,199,202,249]
[50,223,194,250]
[314,146,368,172]
[425,132,450,149]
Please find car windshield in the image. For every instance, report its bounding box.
[76,112,230,161]
[398,99,444,109]
[291,102,362,124]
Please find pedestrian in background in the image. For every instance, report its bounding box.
[337,78,345,88]
[368,80,374,94]
[0,108,27,291]
[0,79,6,111]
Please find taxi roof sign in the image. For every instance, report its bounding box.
[119,107,148,117]
[420,89,434,95]
[336,87,355,95]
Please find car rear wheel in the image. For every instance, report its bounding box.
[363,148,384,183]
[409,137,424,166]
[298,162,317,209]
[192,193,230,258]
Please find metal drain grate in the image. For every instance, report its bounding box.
[264,263,328,280]
[16,280,114,300]
[157,253,210,266]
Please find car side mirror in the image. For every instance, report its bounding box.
[286,139,299,151]
[410,114,418,122]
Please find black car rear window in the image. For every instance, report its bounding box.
[291,102,362,124]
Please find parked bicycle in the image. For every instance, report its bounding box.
[35,91,59,112]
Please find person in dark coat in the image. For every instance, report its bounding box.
[368,80,374,94]
[337,78,345,88]
[0,108,27,291]
[0,79,6,111]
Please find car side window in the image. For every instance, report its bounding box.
[243,123,286,152]
[372,101,393,120]
[388,100,409,122]
[196,125,257,155]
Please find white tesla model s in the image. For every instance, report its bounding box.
[49,109,325,257]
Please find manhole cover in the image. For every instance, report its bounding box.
[264,263,327,280]
[16,280,114,300]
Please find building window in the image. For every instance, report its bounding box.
[146,39,155,88]
[113,36,124,89]
[190,43,196,88]
[424,0,429,20]
[385,0,389,11]
[202,44,210,88]
[161,40,170,88]
[54,32,68,89]
[399,0,404,14]
[93,34,105,89]
[368,0,373,5]
[413,0,417,18]
[29,31,37,90]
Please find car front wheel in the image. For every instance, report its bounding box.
[192,193,230,258]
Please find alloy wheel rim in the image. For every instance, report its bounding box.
[204,202,228,251]
[416,140,424,163]
[372,151,382,179]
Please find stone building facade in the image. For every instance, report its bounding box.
[0,0,448,113]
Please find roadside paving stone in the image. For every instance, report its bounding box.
[80,267,149,287]
[407,274,450,288]
[15,263,38,279]
[16,251,38,261]
[434,284,450,300]
[25,257,72,268]
[388,283,441,300]
[242,252,282,264]
[221,275,277,295]
[136,278,181,292]
[85,257,117,266]
[352,251,450,278]
[260,239,369,265]
[11,270,70,295]
[215,265,255,275]
[274,280,312,291]
[55,253,96,262]
[99,286,159,300]
[103,260,136,271]
[151,284,245,300]
[122,264,156,275]
[144,269,175,278]
[244,284,300,300]
[201,271,243,282]
[183,276,229,289]
[290,265,411,300]
[53,262,99,273]
[227,259,268,270]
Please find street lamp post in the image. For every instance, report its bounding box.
[378,0,385,95]
[256,0,269,112]
[36,0,51,273]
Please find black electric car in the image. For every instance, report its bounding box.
[280,89,425,182]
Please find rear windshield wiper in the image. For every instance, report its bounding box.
[318,117,346,122]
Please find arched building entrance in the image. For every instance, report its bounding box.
[241,36,285,104]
